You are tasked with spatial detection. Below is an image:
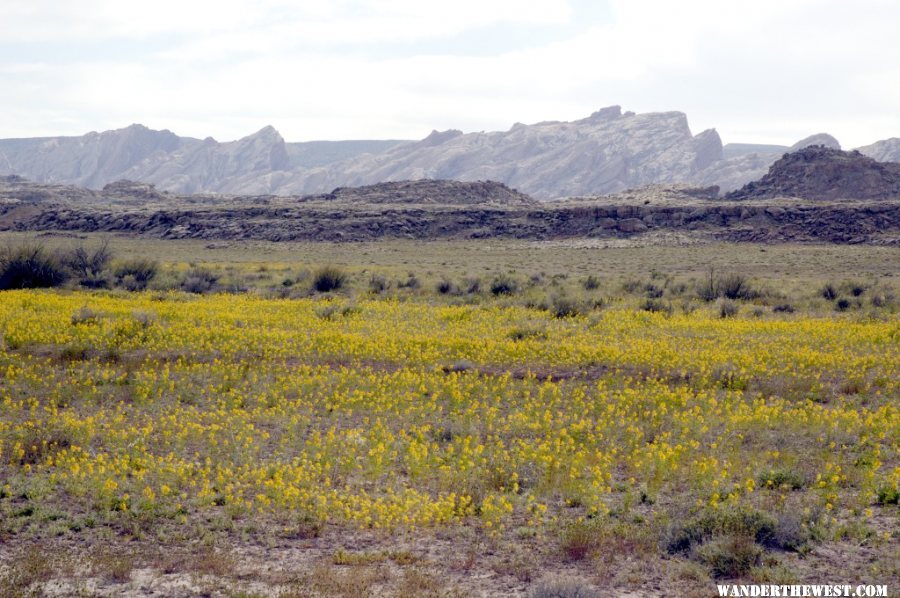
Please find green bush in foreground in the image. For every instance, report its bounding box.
[0,243,69,290]
[312,266,347,293]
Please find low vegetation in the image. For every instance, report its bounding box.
[0,236,896,595]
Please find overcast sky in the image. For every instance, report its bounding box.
[1,0,898,147]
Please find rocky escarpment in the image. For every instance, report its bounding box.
[307,180,536,206]
[727,146,900,201]
[2,177,897,244]
[9,195,897,245]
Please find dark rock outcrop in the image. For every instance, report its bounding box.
[2,176,897,245]
[727,146,900,201]
[312,179,535,206]
[102,179,164,200]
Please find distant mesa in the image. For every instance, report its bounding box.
[0,108,897,199]
[727,146,900,201]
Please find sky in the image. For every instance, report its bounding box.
[1,0,898,148]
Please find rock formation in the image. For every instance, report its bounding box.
[1,111,897,199]
[856,138,900,163]
[3,175,897,245]
[0,108,724,198]
[281,107,726,198]
[308,179,535,206]
[693,133,843,192]
[727,146,900,201]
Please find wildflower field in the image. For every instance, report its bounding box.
[0,239,897,596]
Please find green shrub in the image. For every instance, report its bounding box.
[664,506,811,556]
[699,270,755,301]
[582,275,601,291]
[0,243,69,290]
[719,273,753,300]
[63,241,112,282]
[368,273,390,294]
[181,268,219,294]
[821,284,837,301]
[621,279,643,294]
[398,273,421,290]
[719,299,739,318]
[490,274,518,296]
[644,283,664,299]
[435,279,457,295]
[114,259,159,291]
[560,520,599,562]
[697,535,763,578]
[464,277,481,294]
[848,283,866,297]
[876,484,899,505]
[757,469,805,491]
[640,298,672,315]
[312,266,346,293]
[550,295,584,318]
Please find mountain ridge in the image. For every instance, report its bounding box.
[0,109,896,199]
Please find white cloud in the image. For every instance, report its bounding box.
[0,0,898,147]
[0,0,571,41]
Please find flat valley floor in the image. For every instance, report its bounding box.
[0,234,897,597]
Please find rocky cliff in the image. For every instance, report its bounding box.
[0,108,724,198]
[727,146,900,201]
[1,112,897,199]
[693,133,842,192]
[856,138,900,163]
[264,106,724,198]
[2,176,897,245]
[0,124,184,188]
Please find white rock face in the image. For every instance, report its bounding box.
[0,107,724,198]
[856,138,900,163]
[0,110,895,198]
[0,124,183,188]
[120,126,291,194]
[251,106,724,198]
